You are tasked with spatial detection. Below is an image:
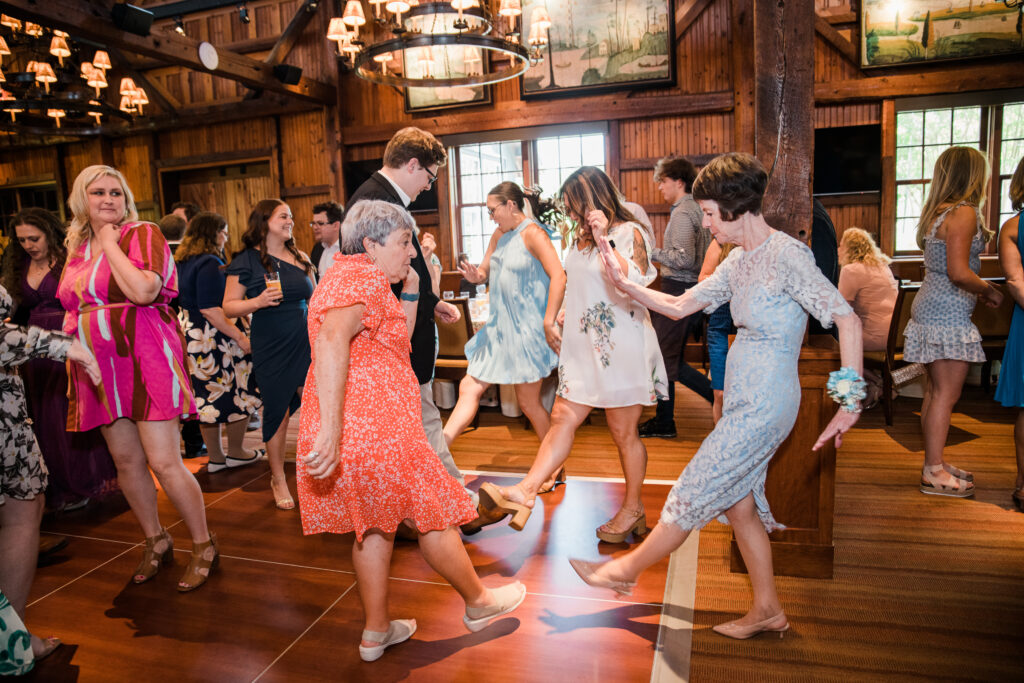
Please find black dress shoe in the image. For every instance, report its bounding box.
[39,534,69,558]
[183,442,208,459]
[638,417,677,439]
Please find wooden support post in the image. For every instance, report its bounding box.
[752,0,815,239]
[730,0,755,153]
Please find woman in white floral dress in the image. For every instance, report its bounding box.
[174,212,264,472]
[567,153,864,640]
[477,167,667,543]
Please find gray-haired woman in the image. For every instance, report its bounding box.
[294,200,525,662]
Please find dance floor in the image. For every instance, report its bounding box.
[24,463,699,682]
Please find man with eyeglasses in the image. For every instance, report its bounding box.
[309,200,343,282]
[345,127,477,532]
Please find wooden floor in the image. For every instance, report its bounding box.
[23,380,1024,681]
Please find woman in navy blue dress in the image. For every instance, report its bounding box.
[224,199,314,510]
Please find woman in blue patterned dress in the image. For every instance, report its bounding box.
[995,156,1024,511]
[903,147,1003,498]
[443,183,564,455]
[568,153,864,639]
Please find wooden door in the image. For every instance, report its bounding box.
[175,162,275,258]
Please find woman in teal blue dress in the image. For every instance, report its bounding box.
[995,156,1024,511]
[224,199,314,510]
[443,182,565,458]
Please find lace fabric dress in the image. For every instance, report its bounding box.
[464,218,558,385]
[557,221,667,408]
[661,232,852,532]
[904,203,987,364]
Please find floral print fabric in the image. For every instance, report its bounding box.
[904,203,987,364]
[557,221,667,407]
[0,590,33,676]
[179,310,261,424]
[661,232,852,532]
[296,254,476,541]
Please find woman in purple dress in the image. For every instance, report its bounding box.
[1,208,117,511]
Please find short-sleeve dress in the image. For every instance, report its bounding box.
[557,221,667,407]
[225,249,313,442]
[57,222,195,431]
[177,253,261,424]
[661,232,852,532]
[296,254,476,541]
[904,203,987,364]
[995,211,1024,408]
[464,218,558,385]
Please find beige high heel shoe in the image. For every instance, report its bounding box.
[537,465,567,494]
[568,558,636,597]
[271,475,295,510]
[712,611,790,639]
[133,528,173,584]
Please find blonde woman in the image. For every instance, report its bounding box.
[56,165,219,591]
[903,147,1003,497]
[838,227,898,407]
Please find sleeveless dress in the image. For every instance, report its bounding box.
[904,203,987,364]
[995,211,1024,408]
[556,222,667,408]
[296,254,476,541]
[57,222,196,431]
[661,232,853,532]
[225,249,313,442]
[177,253,261,424]
[17,263,117,508]
[464,218,558,385]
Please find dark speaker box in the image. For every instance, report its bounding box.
[111,3,154,37]
[273,64,303,85]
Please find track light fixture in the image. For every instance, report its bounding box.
[174,16,186,36]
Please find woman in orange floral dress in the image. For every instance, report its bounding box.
[296,200,525,663]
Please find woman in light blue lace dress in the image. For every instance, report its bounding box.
[568,153,864,640]
[903,147,1003,498]
[443,183,564,453]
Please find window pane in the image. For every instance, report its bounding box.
[924,109,952,146]
[461,146,481,175]
[467,235,486,264]
[896,183,925,219]
[1001,178,1015,220]
[463,174,484,204]
[538,169,561,196]
[500,142,522,172]
[895,217,919,252]
[481,172,502,196]
[1003,103,1024,140]
[896,146,923,180]
[922,145,947,179]
[896,111,923,147]
[536,138,559,168]
[1001,138,1024,176]
[479,143,502,173]
[461,206,482,236]
[580,134,605,166]
[951,107,981,144]
[558,136,582,169]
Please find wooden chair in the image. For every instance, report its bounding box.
[433,298,479,429]
[863,280,921,426]
[973,278,1013,392]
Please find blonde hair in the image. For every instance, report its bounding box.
[915,146,991,250]
[66,165,138,253]
[1010,156,1024,213]
[840,227,891,267]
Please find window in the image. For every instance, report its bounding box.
[892,94,1024,254]
[448,126,606,264]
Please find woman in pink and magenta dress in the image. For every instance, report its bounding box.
[57,165,219,592]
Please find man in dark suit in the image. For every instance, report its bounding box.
[346,127,474,512]
[310,200,343,282]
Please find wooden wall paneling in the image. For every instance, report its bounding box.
[0,147,57,185]
[816,62,1024,104]
[112,136,156,209]
[284,192,331,257]
[434,161,453,271]
[813,102,881,128]
[62,140,104,193]
[278,109,331,190]
[670,0,731,94]
[607,120,621,187]
[731,0,755,153]
[158,119,276,159]
[879,99,896,256]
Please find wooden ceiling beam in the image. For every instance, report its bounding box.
[128,36,279,71]
[103,97,319,136]
[814,12,858,67]
[106,46,178,115]
[0,0,335,104]
[675,0,715,42]
[265,0,320,66]
[816,62,1024,103]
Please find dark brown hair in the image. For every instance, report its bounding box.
[312,200,344,224]
[487,181,543,216]
[383,127,447,170]
[240,199,312,275]
[691,152,768,221]
[653,155,698,192]
[2,208,67,305]
[171,201,200,221]
[559,166,638,247]
[175,212,227,263]
[158,213,187,241]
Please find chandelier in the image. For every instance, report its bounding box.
[326,1,550,88]
[0,14,147,136]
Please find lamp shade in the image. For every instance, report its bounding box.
[93,50,112,70]
[385,1,411,12]
[531,6,552,30]
[50,37,71,65]
[450,0,478,9]
[35,62,57,92]
[327,17,348,41]
[87,68,107,89]
[0,15,21,32]
[131,88,149,106]
[80,62,96,80]
[24,22,44,37]
[119,94,134,113]
[342,1,366,26]
[119,77,137,95]
[498,0,522,17]
[0,38,10,58]
[47,108,65,128]
[0,67,4,83]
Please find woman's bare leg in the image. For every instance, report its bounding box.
[102,419,162,539]
[723,493,783,624]
[921,359,969,487]
[602,404,647,531]
[267,402,294,507]
[352,530,395,645]
[443,376,490,447]
[137,419,211,545]
[417,527,491,607]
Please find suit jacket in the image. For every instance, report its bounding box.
[347,171,441,385]
[310,242,325,282]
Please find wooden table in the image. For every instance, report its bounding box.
[729,334,841,579]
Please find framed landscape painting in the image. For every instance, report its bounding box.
[404,84,491,113]
[403,43,492,113]
[861,0,1024,68]
[520,0,675,99]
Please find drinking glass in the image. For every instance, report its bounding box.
[264,272,282,294]
[442,290,455,300]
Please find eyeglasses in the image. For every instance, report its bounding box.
[423,165,437,188]
[309,220,328,228]
[486,205,498,217]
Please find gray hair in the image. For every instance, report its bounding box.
[340,200,416,255]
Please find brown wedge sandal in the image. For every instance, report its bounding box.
[478,482,532,530]
[133,528,173,584]
[177,534,219,593]
[595,505,647,544]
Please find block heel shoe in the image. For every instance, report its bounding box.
[478,482,532,531]
[177,534,219,592]
[132,528,173,584]
[595,506,647,543]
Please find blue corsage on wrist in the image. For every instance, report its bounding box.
[827,367,867,413]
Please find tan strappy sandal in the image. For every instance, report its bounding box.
[920,464,975,498]
[133,528,173,584]
[177,534,219,592]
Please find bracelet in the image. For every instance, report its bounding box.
[400,291,419,302]
[827,367,866,414]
